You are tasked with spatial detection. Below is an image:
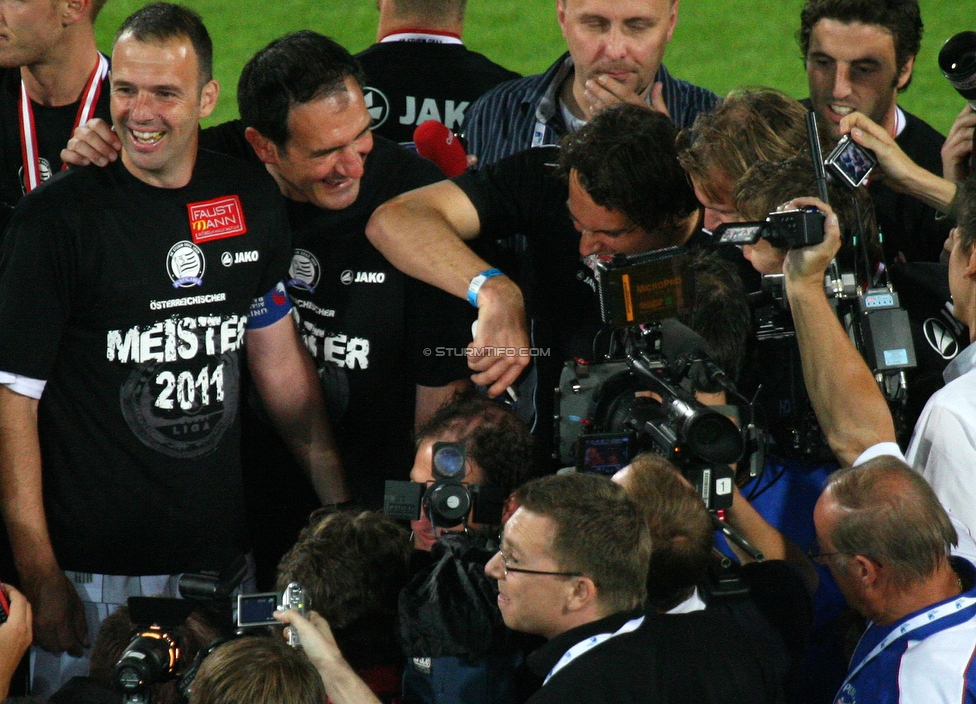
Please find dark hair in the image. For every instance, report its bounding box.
[679,251,752,383]
[114,3,213,82]
[190,638,325,704]
[416,389,535,497]
[514,473,650,614]
[558,104,698,244]
[623,454,713,611]
[734,150,881,270]
[677,87,811,205]
[237,31,365,148]
[275,510,411,671]
[957,174,976,254]
[798,0,922,92]
[824,457,956,589]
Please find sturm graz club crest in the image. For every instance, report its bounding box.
[287,249,321,293]
[18,158,53,195]
[167,240,206,288]
[362,86,390,129]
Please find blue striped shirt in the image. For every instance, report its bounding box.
[462,52,719,167]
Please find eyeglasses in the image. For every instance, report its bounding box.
[805,543,849,565]
[496,548,582,578]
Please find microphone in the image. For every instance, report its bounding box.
[413,120,467,177]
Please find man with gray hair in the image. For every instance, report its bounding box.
[812,456,976,702]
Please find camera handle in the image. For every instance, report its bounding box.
[712,514,764,562]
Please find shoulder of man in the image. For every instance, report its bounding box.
[465,54,568,132]
[655,63,721,130]
[362,134,446,200]
[895,108,947,175]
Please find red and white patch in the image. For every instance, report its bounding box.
[187,196,247,243]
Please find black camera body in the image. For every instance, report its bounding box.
[237,582,307,646]
[716,207,825,250]
[940,31,976,109]
[554,325,744,512]
[384,442,506,528]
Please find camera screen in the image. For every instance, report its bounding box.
[828,138,876,188]
[237,593,279,627]
[716,223,763,246]
[578,433,635,476]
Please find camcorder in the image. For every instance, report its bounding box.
[556,248,754,512]
[714,207,826,250]
[384,441,506,529]
[112,558,248,704]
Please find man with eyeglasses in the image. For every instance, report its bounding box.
[484,472,784,703]
[811,456,976,703]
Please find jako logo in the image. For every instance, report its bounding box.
[355,271,386,283]
[341,270,386,285]
[234,250,259,264]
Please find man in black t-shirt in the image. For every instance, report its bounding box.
[366,106,703,462]
[356,0,519,147]
[61,32,530,511]
[798,0,949,263]
[0,0,110,224]
[0,7,347,696]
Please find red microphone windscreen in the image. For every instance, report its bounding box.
[413,120,467,177]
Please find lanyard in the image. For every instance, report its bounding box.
[543,615,644,685]
[840,594,976,692]
[19,52,108,194]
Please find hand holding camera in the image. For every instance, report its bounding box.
[781,198,842,288]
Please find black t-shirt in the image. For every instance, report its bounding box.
[202,124,474,507]
[0,66,112,221]
[0,150,292,574]
[356,40,519,145]
[286,140,474,506]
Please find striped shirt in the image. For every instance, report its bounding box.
[462,52,719,167]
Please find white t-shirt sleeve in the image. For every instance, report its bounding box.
[0,371,46,399]
[853,442,906,467]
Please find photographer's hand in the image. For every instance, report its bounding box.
[0,583,32,700]
[274,609,382,704]
[468,276,531,398]
[841,112,957,213]
[60,118,121,168]
[942,105,976,183]
[782,198,896,467]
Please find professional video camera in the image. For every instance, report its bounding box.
[111,558,249,704]
[556,247,757,512]
[384,441,506,530]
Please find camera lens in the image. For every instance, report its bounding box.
[424,481,471,525]
[113,631,180,692]
[939,31,976,107]
[432,443,465,479]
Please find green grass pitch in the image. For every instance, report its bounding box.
[94,0,972,135]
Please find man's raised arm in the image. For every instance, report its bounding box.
[367,182,529,396]
[0,386,87,655]
[244,315,350,505]
[782,198,897,467]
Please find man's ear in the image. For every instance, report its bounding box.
[895,54,915,92]
[965,245,976,280]
[564,576,598,613]
[198,80,219,121]
[59,0,91,26]
[245,127,280,166]
[500,495,520,525]
[851,554,882,589]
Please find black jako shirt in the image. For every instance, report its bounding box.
[357,40,519,145]
[0,150,291,574]
[0,67,111,227]
[524,607,785,704]
[202,123,473,507]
